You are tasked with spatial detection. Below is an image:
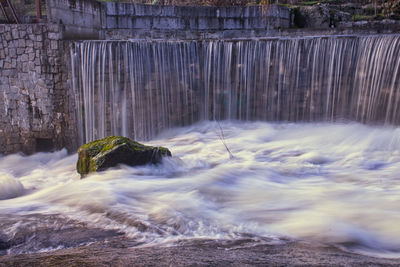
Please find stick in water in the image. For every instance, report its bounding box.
[215,121,234,160]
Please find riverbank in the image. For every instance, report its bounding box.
[1,238,400,266]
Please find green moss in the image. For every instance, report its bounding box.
[299,1,320,6]
[158,146,172,156]
[279,3,296,9]
[79,136,152,156]
[351,14,375,21]
[77,136,171,177]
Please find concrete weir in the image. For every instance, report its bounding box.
[1,0,400,155]
[0,0,290,155]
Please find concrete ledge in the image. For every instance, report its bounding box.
[46,0,290,39]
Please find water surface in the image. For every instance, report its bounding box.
[1,121,400,258]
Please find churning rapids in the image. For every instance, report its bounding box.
[1,121,400,258]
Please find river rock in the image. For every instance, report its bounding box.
[76,136,172,177]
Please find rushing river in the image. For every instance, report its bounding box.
[0,121,400,258]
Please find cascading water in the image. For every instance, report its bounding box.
[71,35,400,144]
[1,34,400,261]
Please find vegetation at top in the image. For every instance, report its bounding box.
[2,0,398,22]
[106,0,395,7]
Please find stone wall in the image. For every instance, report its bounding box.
[0,24,77,155]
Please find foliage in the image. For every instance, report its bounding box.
[351,14,374,21]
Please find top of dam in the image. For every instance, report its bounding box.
[43,0,400,40]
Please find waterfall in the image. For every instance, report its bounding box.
[71,35,400,144]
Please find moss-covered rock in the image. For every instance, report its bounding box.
[76,136,172,177]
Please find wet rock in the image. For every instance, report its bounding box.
[0,234,10,251]
[76,136,172,177]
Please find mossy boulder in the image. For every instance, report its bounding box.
[76,136,172,177]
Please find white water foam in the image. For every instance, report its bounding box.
[1,121,400,257]
[0,173,24,200]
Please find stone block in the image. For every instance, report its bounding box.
[26,40,34,47]
[34,41,42,49]
[51,40,58,50]
[117,17,129,28]
[160,6,175,17]
[20,54,28,62]
[220,6,244,18]
[8,48,16,58]
[117,3,134,15]
[198,18,220,30]
[133,4,155,16]
[48,24,61,33]
[106,16,117,29]
[189,18,199,30]
[103,2,117,16]
[4,32,11,41]
[19,30,27,38]
[11,29,19,39]
[48,32,61,39]
[29,53,35,61]
[132,17,152,29]
[17,48,25,55]
[223,18,244,30]
[4,62,11,69]
[22,63,29,73]
[153,18,185,30]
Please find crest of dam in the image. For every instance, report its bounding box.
[71,34,400,144]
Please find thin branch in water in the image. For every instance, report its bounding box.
[215,120,234,160]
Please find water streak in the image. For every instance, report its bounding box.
[71,35,400,144]
[1,122,400,257]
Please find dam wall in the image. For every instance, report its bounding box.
[46,0,290,40]
[0,1,291,155]
[0,0,399,155]
[101,3,290,40]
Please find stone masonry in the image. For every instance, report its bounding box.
[0,24,77,155]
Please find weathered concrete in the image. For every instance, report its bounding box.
[0,2,291,155]
[46,0,102,40]
[45,0,291,39]
[1,1,399,155]
[102,4,290,31]
[102,4,290,39]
